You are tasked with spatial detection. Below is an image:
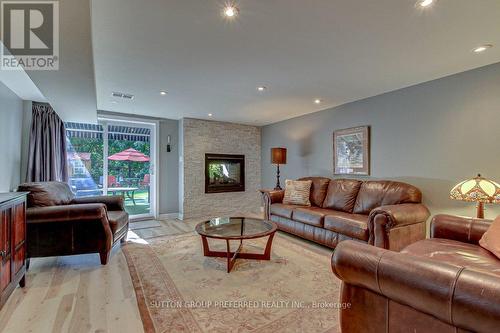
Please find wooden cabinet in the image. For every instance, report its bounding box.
[0,193,27,309]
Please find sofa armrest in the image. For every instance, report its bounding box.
[260,189,285,220]
[260,189,285,204]
[369,203,430,228]
[71,195,124,211]
[332,241,500,333]
[27,204,107,223]
[430,214,492,245]
[368,203,430,249]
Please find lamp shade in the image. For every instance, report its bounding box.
[450,174,500,203]
[271,148,287,165]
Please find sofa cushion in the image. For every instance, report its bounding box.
[18,181,74,208]
[270,203,302,219]
[322,179,362,213]
[324,212,369,241]
[479,216,500,259]
[107,211,129,235]
[298,177,330,207]
[283,179,312,206]
[292,207,334,227]
[353,181,422,215]
[402,238,500,276]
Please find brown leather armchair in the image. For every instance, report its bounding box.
[18,182,129,265]
[331,214,500,333]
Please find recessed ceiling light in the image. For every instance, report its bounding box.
[111,101,117,104]
[223,4,239,18]
[473,44,493,53]
[314,99,322,105]
[257,86,267,92]
[160,90,167,95]
[416,0,435,8]
[208,113,213,117]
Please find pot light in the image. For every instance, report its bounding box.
[223,5,239,18]
[416,0,434,8]
[208,113,213,117]
[257,86,267,92]
[160,91,167,95]
[314,99,322,105]
[473,44,493,53]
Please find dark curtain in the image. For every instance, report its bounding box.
[26,103,68,182]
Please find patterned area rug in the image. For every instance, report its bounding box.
[122,231,341,332]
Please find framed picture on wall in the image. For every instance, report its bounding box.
[333,126,370,175]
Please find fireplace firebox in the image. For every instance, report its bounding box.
[205,154,245,193]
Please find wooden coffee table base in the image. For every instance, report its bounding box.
[200,232,276,273]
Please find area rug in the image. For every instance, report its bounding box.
[122,231,341,333]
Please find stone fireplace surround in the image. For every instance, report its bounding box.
[179,118,261,219]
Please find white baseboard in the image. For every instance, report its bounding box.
[158,212,181,220]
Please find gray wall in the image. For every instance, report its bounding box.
[262,62,500,220]
[158,119,179,214]
[0,83,23,191]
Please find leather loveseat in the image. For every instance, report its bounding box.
[332,214,500,333]
[261,177,430,251]
[18,181,129,265]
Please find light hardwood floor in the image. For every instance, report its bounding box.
[0,218,199,333]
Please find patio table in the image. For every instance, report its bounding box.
[108,187,139,205]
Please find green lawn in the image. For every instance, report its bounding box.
[121,189,150,216]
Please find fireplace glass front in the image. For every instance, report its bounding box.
[205,154,245,193]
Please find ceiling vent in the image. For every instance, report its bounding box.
[111,91,135,100]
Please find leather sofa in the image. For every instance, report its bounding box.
[332,214,500,333]
[18,181,129,265]
[261,177,430,251]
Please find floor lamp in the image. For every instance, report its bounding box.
[271,148,287,190]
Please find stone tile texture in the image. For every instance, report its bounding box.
[181,118,261,219]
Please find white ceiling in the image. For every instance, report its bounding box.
[0,43,46,102]
[56,0,500,124]
[26,0,97,122]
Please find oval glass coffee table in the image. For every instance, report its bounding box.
[195,217,278,273]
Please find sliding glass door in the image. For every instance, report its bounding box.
[66,123,104,197]
[65,118,157,220]
[103,120,156,219]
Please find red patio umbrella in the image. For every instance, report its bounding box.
[108,148,150,178]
